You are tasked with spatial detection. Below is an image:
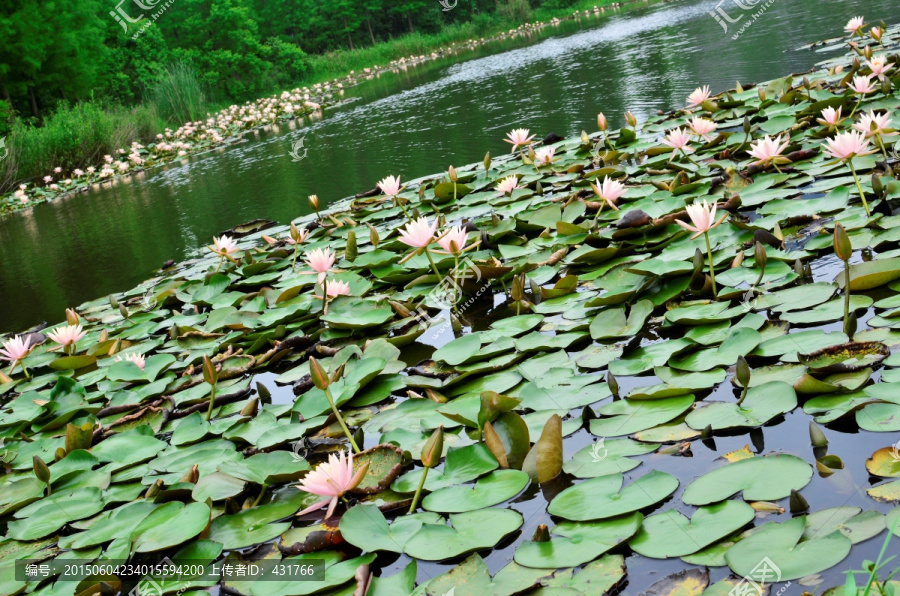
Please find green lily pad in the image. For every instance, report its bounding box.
[402,508,524,561]
[391,443,499,493]
[629,501,755,558]
[682,454,813,505]
[590,395,695,437]
[685,381,797,431]
[548,470,679,521]
[562,438,658,478]
[423,469,529,513]
[514,512,642,568]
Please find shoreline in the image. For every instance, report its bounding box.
[0,0,677,219]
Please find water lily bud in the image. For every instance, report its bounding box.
[290,222,302,242]
[700,424,713,439]
[33,455,51,484]
[750,501,784,513]
[144,479,163,498]
[484,151,491,170]
[535,181,543,195]
[532,524,551,542]
[757,87,766,102]
[421,425,444,468]
[308,356,330,390]
[240,397,258,417]
[871,27,883,42]
[597,112,607,131]
[366,223,380,248]
[852,57,861,71]
[256,381,271,401]
[789,489,809,513]
[793,259,805,277]
[181,464,200,484]
[844,312,857,339]
[55,447,65,461]
[863,46,872,60]
[65,308,80,325]
[118,304,130,320]
[754,241,767,271]
[449,165,457,183]
[731,251,744,268]
[308,194,320,211]
[872,174,883,198]
[109,295,120,309]
[742,116,751,134]
[833,223,852,262]
[527,146,536,161]
[693,247,704,272]
[607,372,619,397]
[202,355,218,386]
[735,356,751,388]
[346,230,358,261]
[625,111,637,127]
[882,77,891,95]
[809,421,828,447]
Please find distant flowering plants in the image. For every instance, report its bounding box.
[687,85,711,108]
[1,335,33,376]
[823,130,877,216]
[495,175,521,196]
[677,200,726,295]
[504,128,535,153]
[533,146,556,167]
[48,324,87,355]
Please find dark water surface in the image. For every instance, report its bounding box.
[0,0,894,332]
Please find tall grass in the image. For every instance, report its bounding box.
[149,62,210,124]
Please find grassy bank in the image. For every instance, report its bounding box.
[0,0,644,198]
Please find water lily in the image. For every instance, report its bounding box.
[597,112,607,131]
[688,117,717,141]
[590,176,625,219]
[853,110,896,160]
[823,131,877,215]
[115,352,146,371]
[845,16,864,36]
[495,175,521,196]
[437,226,469,254]
[504,128,535,153]
[816,106,843,129]
[377,175,402,196]
[676,200,725,295]
[748,134,790,170]
[870,26,883,42]
[399,217,437,248]
[534,146,556,167]
[866,55,893,79]
[305,248,336,282]
[661,128,695,162]
[849,74,876,95]
[687,85,711,108]
[1,335,32,377]
[209,236,238,271]
[325,280,351,298]
[48,324,86,354]
[295,450,368,519]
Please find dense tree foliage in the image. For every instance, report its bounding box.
[0,0,574,121]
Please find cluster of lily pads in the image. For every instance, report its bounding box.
[2,14,900,596]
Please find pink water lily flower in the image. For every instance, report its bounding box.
[495,175,521,196]
[823,130,876,161]
[285,228,309,245]
[115,352,146,371]
[870,27,883,42]
[748,134,790,167]
[590,176,626,211]
[305,248,336,282]
[296,450,367,519]
[0,335,32,364]
[676,200,721,239]
[210,235,238,257]
[437,226,469,254]
[325,280,351,298]
[866,56,893,79]
[504,128,536,152]
[853,110,895,138]
[845,16,864,35]
[377,175,402,197]
[848,74,876,95]
[661,128,694,158]
[817,106,843,128]
[48,324,87,347]
[687,85,711,108]
[399,217,438,248]
[534,146,556,166]
[688,117,717,141]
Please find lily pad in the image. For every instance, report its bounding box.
[682,454,813,506]
[548,470,678,521]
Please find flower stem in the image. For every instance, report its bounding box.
[848,95,862,119]
[395,197,413,223]
[593,201,606,230]
[704,232,718,298]
[205,384,217,422]
[848,160,871,216]
[409,467,430,513]
[251,483,268,507]
[322,278,328,315]
[844,260,852,338]
[292,244,299,270]
[324,385,360,453]
[876,134,889,161]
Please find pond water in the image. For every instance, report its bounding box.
[0,0,893,333]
